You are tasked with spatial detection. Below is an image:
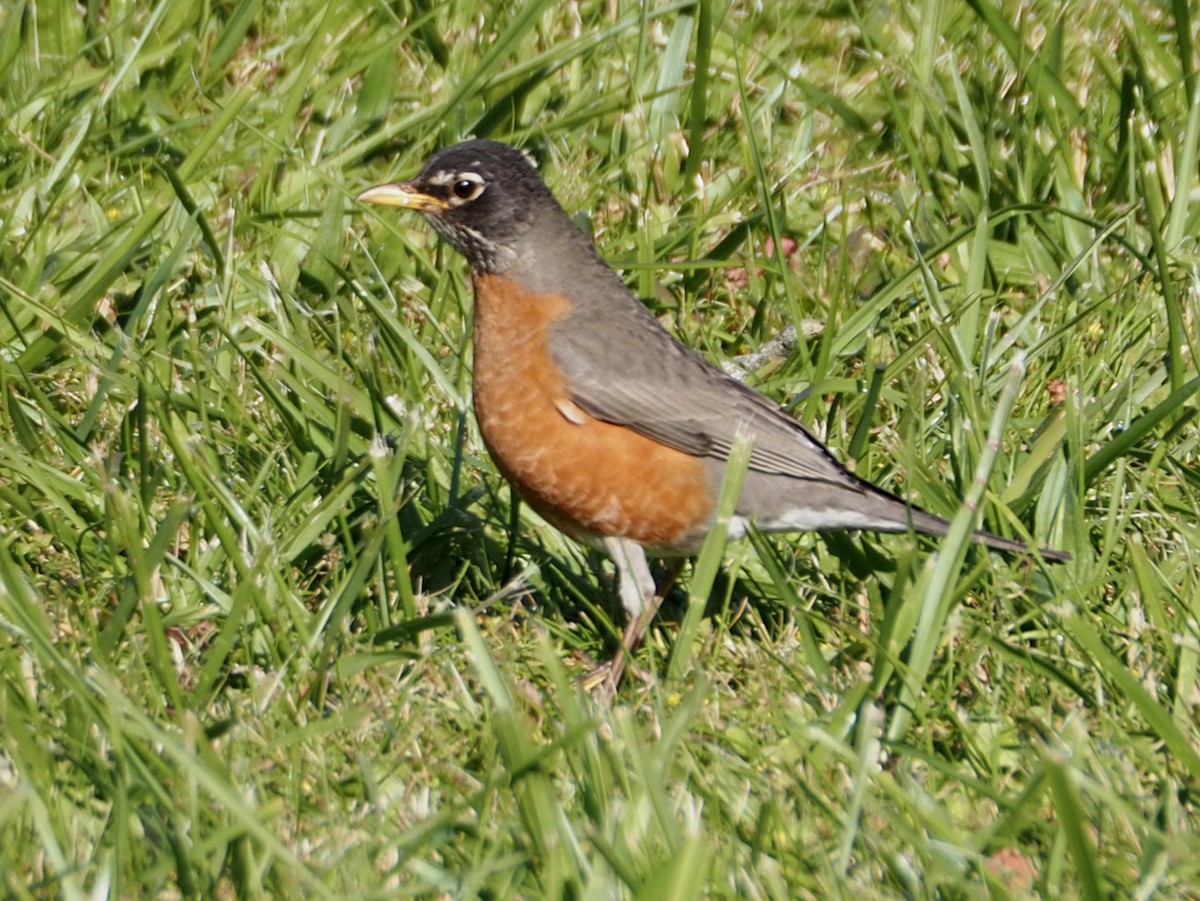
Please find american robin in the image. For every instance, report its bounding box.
[358,139,1068,692]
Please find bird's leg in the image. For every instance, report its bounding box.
[608,536,655,618]
[586,539,684,700]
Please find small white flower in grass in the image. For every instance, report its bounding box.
[383,394,407,418]
[676,792,704,833]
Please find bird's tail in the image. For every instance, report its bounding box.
[899,499,1069,562]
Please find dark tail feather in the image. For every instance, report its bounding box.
[905,505,1070,563]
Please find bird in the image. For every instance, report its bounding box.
[358,139,1068,694]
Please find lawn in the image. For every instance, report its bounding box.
[1,0,1198,897]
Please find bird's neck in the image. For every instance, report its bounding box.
[494,210,616,300]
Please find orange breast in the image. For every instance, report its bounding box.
[471,273,713,551]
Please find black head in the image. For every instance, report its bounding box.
[358,140,560,273]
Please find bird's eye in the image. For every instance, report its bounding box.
[452,178,483,200]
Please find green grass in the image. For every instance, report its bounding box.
[1,0,1198,896]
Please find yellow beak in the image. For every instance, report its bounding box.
[356,182,448,212]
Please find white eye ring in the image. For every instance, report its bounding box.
[450,173,485,203]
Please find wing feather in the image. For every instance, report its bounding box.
[546,301,861,489]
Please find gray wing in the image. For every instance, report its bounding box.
[545,296,863,489]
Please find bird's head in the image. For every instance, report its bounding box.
[358,139,555,273]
